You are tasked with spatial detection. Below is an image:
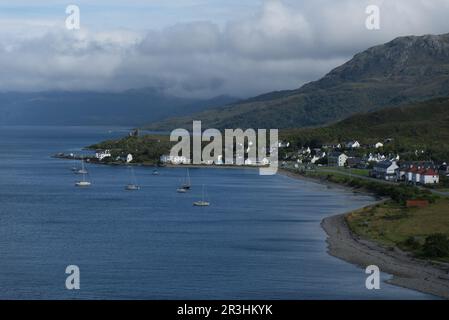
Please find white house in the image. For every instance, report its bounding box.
[95,149,111,161]
[346,141,361,149]
[311,151,326,164]
[260,158,270,166]
[419,169,440,184]
[371,160,399,181]
[328,152,348,167]
[215,155,224,165]
[278,141,290,148]
[374,142,384,149]
[404,167,440,185]
[311,155,320,164]
[367,153,387,163]
[160,155,190,165]
[244,158,254,166]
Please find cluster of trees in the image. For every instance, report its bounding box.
[280,98,449,164]
[89,135,173,164]
[404,234,449,259]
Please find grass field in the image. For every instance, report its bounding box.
[327,167,370,177]
[347,198,449,262]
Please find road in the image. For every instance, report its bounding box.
[320,168,449,197]
[282,164,449,197]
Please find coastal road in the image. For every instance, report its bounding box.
[283,165,449,197]
[318,168,449,197]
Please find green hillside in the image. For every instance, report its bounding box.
[282,97,449,162]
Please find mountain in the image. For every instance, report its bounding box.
[0,88,238,126]
[282,97,449,162]
[146,33,449,130]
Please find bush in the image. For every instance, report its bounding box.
[403,236,421,250]
[422,234,449,258]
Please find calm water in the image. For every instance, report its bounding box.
[0,126,435,299]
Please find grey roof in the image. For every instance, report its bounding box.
[399,161,436,169]
[374,161,395,169]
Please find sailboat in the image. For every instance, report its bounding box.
[193,185,210,207]
[125,166,141,191]
[75,161,91,187]
[71,159,79,172]
[181,168,191,190]
[75,159,88,175]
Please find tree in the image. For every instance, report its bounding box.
[422,234,449,258]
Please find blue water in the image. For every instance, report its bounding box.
[0,126,435,299]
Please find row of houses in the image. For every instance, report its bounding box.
[328,151,400,169]
[326,151,443,185]
[159,155,272,166]
[279,139,389,152]
[371,161,440,185]
[322,140,387,150]
[95,149,133,163]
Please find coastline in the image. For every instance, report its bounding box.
[278,168,365,193]
[278,168,449,299]
[322,212,449,299]
[60,155,449,298]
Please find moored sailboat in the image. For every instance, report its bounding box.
[125,166,140,191]
[193,185,210,207]
[75,160,91,187]
[181,168,191,190]
[75,159,88,174]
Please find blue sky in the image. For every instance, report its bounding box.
[0,0,448,97]
[0,0,263,29]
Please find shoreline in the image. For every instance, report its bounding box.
[59,156,449,298]
[278,168,449,299]
[322,210,449,299]
[277,168,375,197]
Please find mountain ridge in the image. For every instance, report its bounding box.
[145,33,449,130]
[0,88,239,126]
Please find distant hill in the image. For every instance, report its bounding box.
[0,88,238,126]
[146,33,449,130]
[282,97,449,162]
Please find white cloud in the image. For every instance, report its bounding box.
[0,0,448,97]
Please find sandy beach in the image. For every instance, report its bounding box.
[322,212,449,299]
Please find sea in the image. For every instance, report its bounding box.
[0,126,435,299]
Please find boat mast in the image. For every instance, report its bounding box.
[81,159,86,182]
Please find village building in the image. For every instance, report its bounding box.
[366,153,387,163]
[160,155,191,165]
[346,157,363,168]
[418,169,440,184]
[403,167,440,185]
[345,140,361,149]
[371,160,399,181]
[311,151,326,164]
[328,152,348,167]
[278,141,290,148]
[95,149,111,161]
[374,142,384,149]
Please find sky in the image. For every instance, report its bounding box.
[0,0,449,98]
